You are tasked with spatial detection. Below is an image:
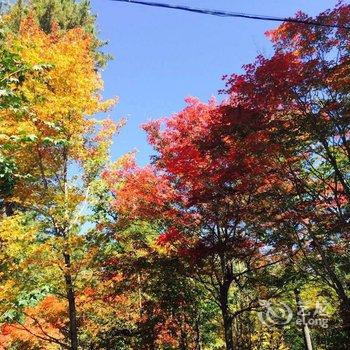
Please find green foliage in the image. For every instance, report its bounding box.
[6,0,111,67]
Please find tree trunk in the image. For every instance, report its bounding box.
[218,251,234,350]
[220,284,234,350]
[222,308,234,350]
[295,289,313,350]
[64,252,79,350]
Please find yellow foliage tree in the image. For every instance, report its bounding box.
[0,15,120,350]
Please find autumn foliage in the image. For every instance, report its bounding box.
[1,1,350,350]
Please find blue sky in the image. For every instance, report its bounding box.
[91,0,338,165]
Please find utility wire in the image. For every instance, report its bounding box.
[109,0,349,30]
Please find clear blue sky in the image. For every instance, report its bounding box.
[91,0,338,165]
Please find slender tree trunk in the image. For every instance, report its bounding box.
[220,285,234,350]
[218,241,234,350]
[64,252,79,350]
[295,289,313,350]
[61,150,78,350]
[222,307,234,350]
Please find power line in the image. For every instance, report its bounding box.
[109,0,349,30]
